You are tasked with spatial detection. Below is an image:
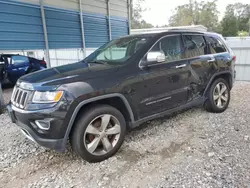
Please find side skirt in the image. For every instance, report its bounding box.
[130,97,205,128]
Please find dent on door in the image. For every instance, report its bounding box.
[189,56,217,98]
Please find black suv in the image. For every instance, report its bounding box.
[7,30,236,162]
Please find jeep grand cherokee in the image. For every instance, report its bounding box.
[7,30,236,162]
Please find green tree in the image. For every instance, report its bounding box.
[221,3,250,36]
[220,15,238,36]
[169,4,193,26]
[169,0,219,31]
[130,0,154,29]
[248,19,250,35]
[238,30,249,36]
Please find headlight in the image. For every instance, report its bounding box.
[32,91,64,103]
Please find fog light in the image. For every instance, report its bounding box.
[35,119,52,130]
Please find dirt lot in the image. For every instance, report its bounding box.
[0,82,250,188]
[2,85,13,105]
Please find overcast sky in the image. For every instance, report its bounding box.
[139,0,250,26]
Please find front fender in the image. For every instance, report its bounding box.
[61,93,135,150]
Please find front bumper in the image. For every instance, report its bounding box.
[7,104,67,152]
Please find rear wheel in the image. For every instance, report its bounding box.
[70,105,126,162]
[204,78,230,113]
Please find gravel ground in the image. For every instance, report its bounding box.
[2,85,13,105]
[0,81,250,188]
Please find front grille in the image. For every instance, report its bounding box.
[11,87,30,109]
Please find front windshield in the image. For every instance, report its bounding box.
[85,36,151,64]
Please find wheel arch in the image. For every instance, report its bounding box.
[62,93,135,148]
[203,71,233,96]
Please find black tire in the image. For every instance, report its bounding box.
[204,78,230,113]
[70,105,126,163]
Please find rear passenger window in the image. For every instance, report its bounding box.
[183,35,207,58]
[205,36,227,54]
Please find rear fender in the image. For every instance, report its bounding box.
[203,71,233,96]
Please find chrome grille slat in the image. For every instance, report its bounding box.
[20,92,25,108]
[23,93,29,108]
[17,91,23,106]
[11,87,30,109]
[14,90,19,103]
[11,86,17,102]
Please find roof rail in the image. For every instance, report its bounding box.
[131,25,207,34]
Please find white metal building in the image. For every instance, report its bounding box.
[225,37,250,81]
[0,0,130,67]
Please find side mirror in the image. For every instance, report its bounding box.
[141,51,165,67]
[147,51,165,63]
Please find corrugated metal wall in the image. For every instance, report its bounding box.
[110,0,128,18]
[111,17,128,39]
[20,0,129,17]
[44,7,82,49]
[83,12,109,48]
[0,0,45,50]
[225,37,250,81]
[0,0,129,51]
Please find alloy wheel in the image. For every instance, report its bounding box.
[83,114,121,156]
[213,82,229,108]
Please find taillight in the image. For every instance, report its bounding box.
[40,60,46,65]
[232,55,236,62]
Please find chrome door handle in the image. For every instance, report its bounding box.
[207,58,215,63]
[175,64,186,68]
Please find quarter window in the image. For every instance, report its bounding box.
[205,36,227,54]
[183,35,207,58]
[149,35,184,63]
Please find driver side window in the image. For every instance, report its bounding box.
[149,35,184,63]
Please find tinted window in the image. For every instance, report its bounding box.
[150,35,184,62]
[11,56,29,65]
[183,35,207,58]
[205,36,227,54]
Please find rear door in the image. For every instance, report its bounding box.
[204,35,234,83]
[7,55,30,83]
[182,34,215,100]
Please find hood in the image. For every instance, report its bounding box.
[19,62,118,89]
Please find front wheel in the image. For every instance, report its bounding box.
[204,78,230,113]
[70,105,126,162]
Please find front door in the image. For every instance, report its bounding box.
[138,34,190,118]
